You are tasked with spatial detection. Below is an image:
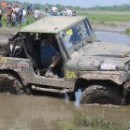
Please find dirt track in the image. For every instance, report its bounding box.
[0,28,17,43]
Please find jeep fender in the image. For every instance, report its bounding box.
[0,69,27,86]
[80,71,129,85]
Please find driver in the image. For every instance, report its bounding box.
[40,36,61,77]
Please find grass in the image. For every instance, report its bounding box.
[1,14,35,28]
[77,10,130,25]
[59,113,130,130]
[125,28,130,36]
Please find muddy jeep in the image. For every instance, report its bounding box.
[0,16,130,105]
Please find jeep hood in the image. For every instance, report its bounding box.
[66,42,130,71]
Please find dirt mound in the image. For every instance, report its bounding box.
[0,28,17,36]
[0,28,17,43]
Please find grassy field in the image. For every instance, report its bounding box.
[77,10,130,24]
[77,10,130,35]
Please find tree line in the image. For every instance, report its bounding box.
[4,1,130,11]
[87,4,130,11]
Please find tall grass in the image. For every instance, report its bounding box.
[125,28,130,36]
[59,113,130,130]
[1,14,35,28]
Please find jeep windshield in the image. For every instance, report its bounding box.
[60,19,93,49]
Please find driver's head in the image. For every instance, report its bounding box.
[42,35,54,43]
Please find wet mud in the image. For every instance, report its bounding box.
[0,27,130,130]
[0,94,130,130]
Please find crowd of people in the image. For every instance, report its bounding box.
[0,2,27,27]
[0,1,41,28]
[45,3,76,16]
[0,1,76,28]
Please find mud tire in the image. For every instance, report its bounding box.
[80,84,122,105]
[0,74,25,95]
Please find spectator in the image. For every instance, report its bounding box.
[18,7,23,26]
[51,6,57,16]
[34,7,40,20]
[0,8,3,27]
[11,8,16,26]
[72,10,76,16]
[6,4,13,27]
[45,3,48,13]
[13,4,20,26]
[22,8,26,25]
[27,3,34,15]
[57,10,63,16]
[66,8,72,16]
[1,0,7,11]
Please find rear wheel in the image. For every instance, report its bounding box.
[0,74,25,95]
[80,84,122,105]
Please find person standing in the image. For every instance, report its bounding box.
[34,7,40,20]
[22,8,26,25]
[11,7,16,27]
[6,4,13,27]
[1,0,7,12]
[45,3,48,13]
[14,4,20,26]
[51,6,57,16]
[0,8,3,27]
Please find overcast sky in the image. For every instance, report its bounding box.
[17,0,130,7]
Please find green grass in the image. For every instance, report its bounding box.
[59,113,130,130]
[77,10,130,24]
[1,14,35,28]
[125,28,130,36]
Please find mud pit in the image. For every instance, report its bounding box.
[0,28,16,43]
[0,28,130,130]
[0,94,130,130]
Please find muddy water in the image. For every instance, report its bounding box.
[96,31,130,45]
[0,93,130,130]
[0,32,130,130]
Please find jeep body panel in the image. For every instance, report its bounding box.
[66,42,130,71]
[0,57,75,90]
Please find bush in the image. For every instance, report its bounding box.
[126,28,130,36]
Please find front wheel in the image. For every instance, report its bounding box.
[0,74,25,95]
[80,84,123,105]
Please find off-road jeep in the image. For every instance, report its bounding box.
[0,16,130,105]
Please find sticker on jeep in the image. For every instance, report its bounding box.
[66,29,73,35]
[66,71,76,79]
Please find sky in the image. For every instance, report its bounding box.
[17,0,130,7]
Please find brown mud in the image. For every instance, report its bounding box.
[0,26,130,130]
[0,94,129,130]
[93,22,130,33]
